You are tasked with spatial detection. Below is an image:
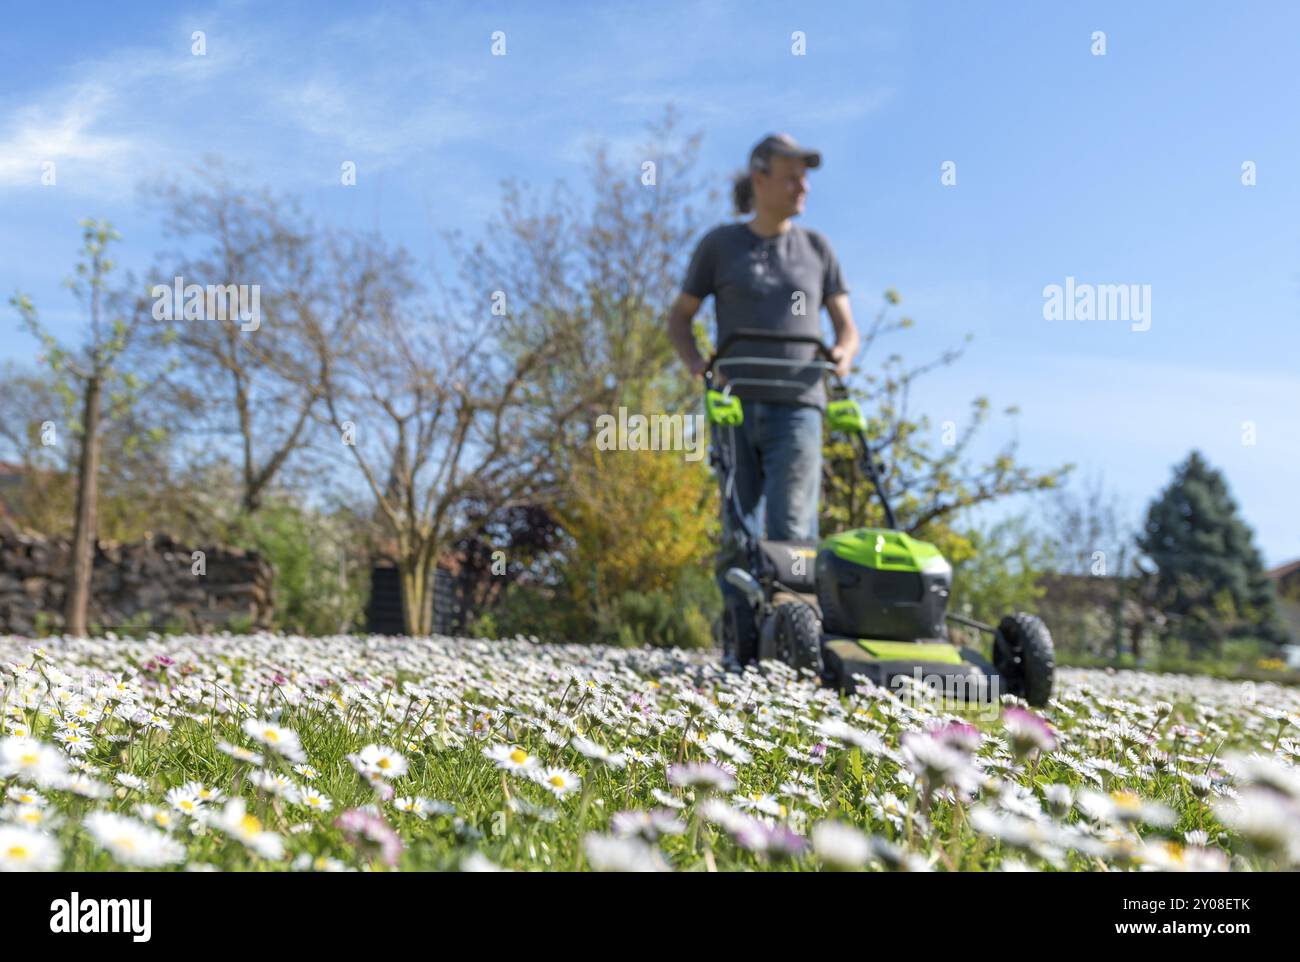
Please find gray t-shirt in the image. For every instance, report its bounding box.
[683,221,848,409]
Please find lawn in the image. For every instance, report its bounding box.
[2,632,1298,871]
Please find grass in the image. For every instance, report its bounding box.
[2,632,1299,872]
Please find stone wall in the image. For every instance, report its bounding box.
[0,518,273,637]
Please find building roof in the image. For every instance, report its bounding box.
[1267,559,1300,582]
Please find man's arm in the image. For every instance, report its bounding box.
[667,292,709,379]
[826,292,859,379]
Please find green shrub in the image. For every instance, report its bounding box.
[227,500,368,636]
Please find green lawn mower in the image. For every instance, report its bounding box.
[705,329,1055,706]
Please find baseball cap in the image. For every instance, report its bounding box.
[749,133,822,171]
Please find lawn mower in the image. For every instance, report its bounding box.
[704,329,1055,706]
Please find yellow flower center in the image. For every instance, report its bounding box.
[239,814,262,834]
[1111,791,1140,810]
[377,757,391,770]
[20,753,37,765]
[6,845,28,859]
[21,812,40,824]
[180,801,194,812]
[549,775,566,788]
[263,729,280,742]
[510,749,528,764]
[114,836,137,853]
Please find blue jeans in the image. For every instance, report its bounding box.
[713,400,823,660]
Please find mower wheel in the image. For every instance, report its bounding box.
[993,613,1055,707]
[771,601,824,677]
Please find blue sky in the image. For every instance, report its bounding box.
[2,0,1297,565]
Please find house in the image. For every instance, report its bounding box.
[1266,559,1300,666]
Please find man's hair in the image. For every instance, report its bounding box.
[732,154,769,215]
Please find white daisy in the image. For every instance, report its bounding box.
[483,744,540,773]
[349,744,408,780]
[534,766,581,798]
[209,798,284,860]
[241,718,307,763]
[0,825,60,870]
[0,736,69,785]
[84,811,186,867]
[812,821,872,870]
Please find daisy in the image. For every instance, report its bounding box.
[818,719,886,755]
[52,728,93,756]
[216,740,264,766]
[0,826,59,871]
[610,808,687,840]
[571,736,627,769]
[865,792,908,831]
[0,737,69,785]
[84,811,186,868]
[392,796,428,818]
[248,770,303,803]
[335,808,403,867]
[483,744,540,773]
[349,744,408,780]
[136,805,178,832]
[164,787,204,818]
[1001,708,1057,757]
[4,805,59,830]
[116,773,147,792]
[666,761,736,793]
[55,773,113,800]
[583,833,669,872]
[293,764,320,780]
[181,781,226,805]
[210,799,285,860]
[298,788,333,813]
[534,766,581,798]
[811,820,872,870]
[6,787,45,807]
[650,788,685,810]
[241,718,307,763]
[703,732,753,766]
[293,853,349,872]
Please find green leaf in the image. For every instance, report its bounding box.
[848,746,864,782]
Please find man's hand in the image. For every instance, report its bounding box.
[826,293,859,380]
[829,343,853,380]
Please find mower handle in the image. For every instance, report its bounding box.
[707,328,836,372]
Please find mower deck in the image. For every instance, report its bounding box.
[821,637,996,702]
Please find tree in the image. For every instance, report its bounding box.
[948,515,1050,628]
[1041,471,1132,577]
[304,227,579,635]
[1038,472,1143,659]
[1137,449,1285,653]
[0,361,194,543]
[449,108,714,477]
[10,220,157,636]
[820,289,1069,564]
[442,109,721,642]
[143,163,324,514]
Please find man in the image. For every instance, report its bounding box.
[667,133,860,667]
